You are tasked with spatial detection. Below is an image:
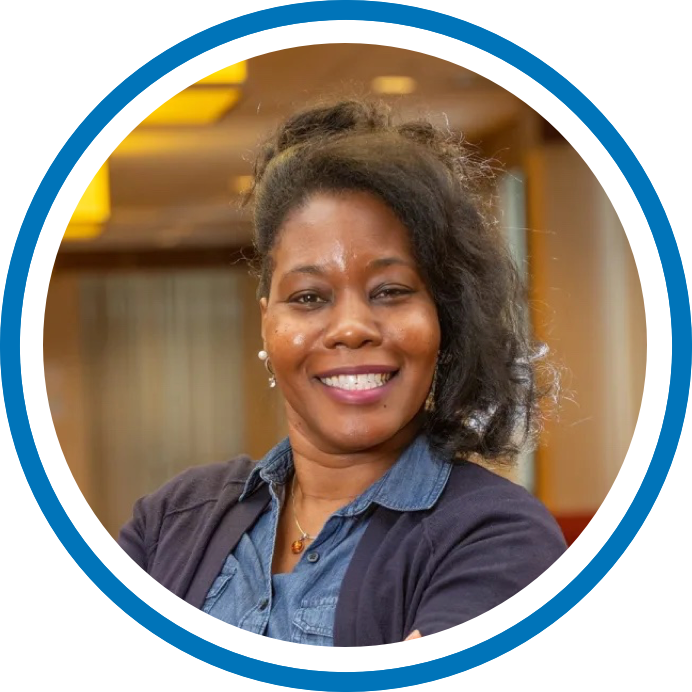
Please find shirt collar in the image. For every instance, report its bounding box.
[239,437,293,501]
[240,434,451,514]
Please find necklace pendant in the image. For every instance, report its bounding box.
[291,539,304,554]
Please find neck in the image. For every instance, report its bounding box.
[286,422,421,502]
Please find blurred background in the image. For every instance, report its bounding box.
[44,44,645,543]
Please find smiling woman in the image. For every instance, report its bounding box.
[118,99,566,646]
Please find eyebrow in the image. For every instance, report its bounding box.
[367,257,414,270]
[284,264,326,278]
[283,257,414,277]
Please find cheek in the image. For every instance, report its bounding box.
[265,316,311,373]
[392,310,441,366]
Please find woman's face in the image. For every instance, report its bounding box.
[260,190,441,455]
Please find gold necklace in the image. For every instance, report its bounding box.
[290,475,316,554]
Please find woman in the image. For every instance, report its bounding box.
[119,100,566,646]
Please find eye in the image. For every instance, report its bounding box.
[289,291,328,306]
[372,285,413,301]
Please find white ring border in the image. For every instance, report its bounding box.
[20,20,669,672]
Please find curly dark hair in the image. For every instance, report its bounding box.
[247,99,550,465]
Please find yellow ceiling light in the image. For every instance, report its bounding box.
[198,62,248,85]
[142,87,242,126]
[64,163,110,241]
[63,223,103,241]
[371,75,417,95]
[138,61,247,126]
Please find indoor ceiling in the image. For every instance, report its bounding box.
[62,44,527,252]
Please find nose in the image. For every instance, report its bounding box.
[323,292,383,350]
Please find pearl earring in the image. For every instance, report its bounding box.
[258,350,276,388]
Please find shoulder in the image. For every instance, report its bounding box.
[341,460,566,643]
[425,461,566,553]
[449,459,521,492]
[440,460,555,516]
[139,454,257,518]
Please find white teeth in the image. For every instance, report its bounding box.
[319,372,393,390]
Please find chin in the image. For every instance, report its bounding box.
[317,415,420,454]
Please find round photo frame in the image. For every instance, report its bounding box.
[0,2,690,690]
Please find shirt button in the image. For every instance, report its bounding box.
[306,551,320,563]
[258,598,269,611]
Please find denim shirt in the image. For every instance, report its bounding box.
[202,435,452,645]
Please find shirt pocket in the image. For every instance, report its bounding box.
[202,557,239,614]
[291,596,338,647]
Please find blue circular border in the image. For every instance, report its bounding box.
[2,2,690,689]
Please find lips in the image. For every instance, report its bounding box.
[313,366,399,404]
[319,372,394,391]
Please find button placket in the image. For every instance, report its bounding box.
[253,481,282,633]
[305,514,338,553]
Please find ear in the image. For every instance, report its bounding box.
[259,296,268,345]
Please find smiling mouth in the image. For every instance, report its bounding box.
[318,372,396,391]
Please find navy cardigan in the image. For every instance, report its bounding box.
[118,456,566,646]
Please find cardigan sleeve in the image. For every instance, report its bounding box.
[411,490,567,636]
[116,456,256,575]
[115,465,214,571]
[117,497,149,569]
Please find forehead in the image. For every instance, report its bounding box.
[271,191,415,269]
